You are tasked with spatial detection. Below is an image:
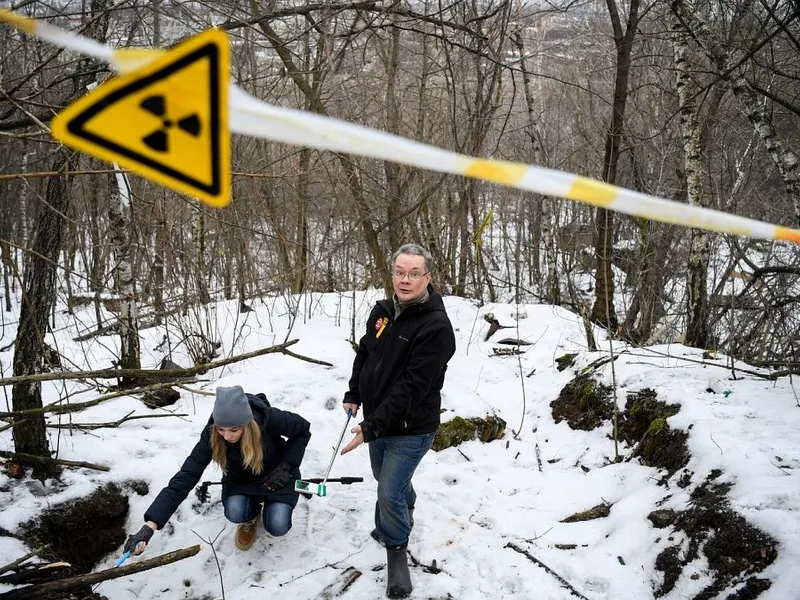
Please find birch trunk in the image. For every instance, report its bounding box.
[108,168,141,386]
[672,3,711,348]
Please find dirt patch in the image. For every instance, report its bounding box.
[654,477,777,598]
[22,482,129,574]
[550,375,614,430]
[654,545,682,596]
[618,388,678,443]
[619,388,689,477]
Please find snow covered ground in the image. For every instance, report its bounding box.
[1,291,798,599]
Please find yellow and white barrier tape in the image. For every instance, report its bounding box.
[3,8,800,244]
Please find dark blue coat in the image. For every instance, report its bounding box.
[144,394,311,529]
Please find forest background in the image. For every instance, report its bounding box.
[1,0,800,472]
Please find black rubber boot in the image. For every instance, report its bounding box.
[386,543,412,598]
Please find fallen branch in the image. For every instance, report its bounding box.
[504,542,589,600]
[0,381,184,418]
[0,545,201,600]
[71,305,188,342]
[0,562,70,586]
[0,451,109,472]
[319,566,362,599]
[407,550,442,574]
[282,347,333,367]
[580,354,621,376]
[0,548,46,577]
[0,341,300,387]
[47,411,189,430]
[631,348,779,380]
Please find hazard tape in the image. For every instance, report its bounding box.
[3,8,799,244]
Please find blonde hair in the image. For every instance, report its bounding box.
[209,421,264,475]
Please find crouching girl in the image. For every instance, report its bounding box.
[124,385,311,553]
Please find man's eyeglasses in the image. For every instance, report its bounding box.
[392,269,429,281]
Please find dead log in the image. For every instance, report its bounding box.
[0,545,201,600]
[0,451,109,472]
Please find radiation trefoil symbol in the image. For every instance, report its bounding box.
[140,95,201,152]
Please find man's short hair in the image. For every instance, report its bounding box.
[392,243,433,273]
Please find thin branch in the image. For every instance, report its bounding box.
[0,381,186,418]
[191,528,225,599]
[631,347,780,380]
[47,411,189,430]
[504,542,589,600]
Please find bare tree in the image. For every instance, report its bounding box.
[9,0,111,476]
[591,0,643,330]
[107,168,141,385]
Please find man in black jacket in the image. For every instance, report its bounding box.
[341,243,456,599]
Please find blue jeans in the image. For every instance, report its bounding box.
[369,432,435,547]
[222,495,293,537]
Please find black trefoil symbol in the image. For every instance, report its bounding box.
[140,95,201,152]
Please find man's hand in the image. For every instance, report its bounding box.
[262,460,293,491]
[340,424,364,455]
[343,403,359,418]
[124,524,154,555]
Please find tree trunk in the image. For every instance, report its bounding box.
[88,179,104,330]
[590,0,641,330]
[672,4,711,348]
[294,147,310,294]
[108,169,141,386]
[151,194,167,319]
[511,29,556,303]
[11,152,72,478]
[384,22,403,253]
[194,202,211,304]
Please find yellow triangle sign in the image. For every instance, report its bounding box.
[52,29,230,207]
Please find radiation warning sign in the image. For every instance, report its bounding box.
[52,29,230,207]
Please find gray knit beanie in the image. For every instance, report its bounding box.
[213,386,253,427]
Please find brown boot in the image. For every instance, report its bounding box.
[235,513,260,550]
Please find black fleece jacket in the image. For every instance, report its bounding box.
[344,286,455,442]
[144,394,310,528]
